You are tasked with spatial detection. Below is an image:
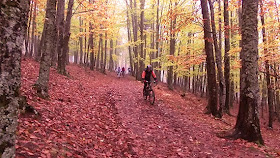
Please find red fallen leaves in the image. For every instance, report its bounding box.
[17,59,135,157]
[17,59,280,157]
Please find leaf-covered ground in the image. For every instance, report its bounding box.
[17,59,280,157]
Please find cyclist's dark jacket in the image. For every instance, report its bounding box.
[142,69,157,81]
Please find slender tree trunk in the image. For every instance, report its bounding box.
[200,0,219,117]
[224,0,231,113]
[100,33,104,72]
[155,0,160,78]
[36,30,45,62]
[57,0,65,73]
[125,0,134,74]
[89,26,94,70]
[84,25,87,65]
[260,0,273,128]
[30,1,37,58]
[25,2,33,57]
[35,0,57,98]
[97,34,102,70]
[109,39,114,71]
[103,33,108,73]
[209,0,225,116]
[233,0,264,144]
[131,0,140,80]
[168,1,177,90]
[79,17,83,65]
[74,41,78,64]
[140,0,145,75]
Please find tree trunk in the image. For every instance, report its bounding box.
[168,2,177,90]
[260,0,273,128]
[200,0,219,117]
[155,0,160,78]
[96,34,102,70]
[224,0,231,113]
[233,0,264,144]
[103,33,108,73]
[30,1,37,58]
[25,2,33,57]
[131,0,140,80]
[60,0,74,75]
[79,17,83,65]
[109,39,114,71]
[209,0,225,116]
[89,25,94,70]
[57,0,65,73]
[0,1,29,156]
[35,0,57,98]
[139,0,145,76]
[100,33,104,72]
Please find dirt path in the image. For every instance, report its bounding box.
[100,74,267,158]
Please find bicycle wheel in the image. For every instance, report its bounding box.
[149,90,155,105]
[143,89,147,100]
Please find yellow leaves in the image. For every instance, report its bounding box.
[228,47,241,56]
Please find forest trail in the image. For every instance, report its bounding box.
[17,59,279,158]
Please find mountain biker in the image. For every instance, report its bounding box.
[142,65,157,92]
[122,67,125,77]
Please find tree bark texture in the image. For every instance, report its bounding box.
[0,0,29,157]
[35,0,57,98]
[234,0,264,144]
[209,0,225,116]
[200,0,219,117]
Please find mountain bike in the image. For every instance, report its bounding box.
[143,81,156,105]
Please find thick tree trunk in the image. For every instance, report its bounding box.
[35,0,57,98]
[209,0,225,116]
[224,0,231,113]
[233,0,264,144]
[200,0,219,117]
[0,1,29,157]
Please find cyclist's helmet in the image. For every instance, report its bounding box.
[147,65,152,71]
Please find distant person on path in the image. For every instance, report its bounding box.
[117,67,121,78]
[122,67,125,77]
[142,65,157,91]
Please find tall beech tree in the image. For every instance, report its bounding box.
[35,0,57,98]
[233,0,264,144]
[209,0,225,115]
[200,0,219,117]
[0,0,29,156]
[59,0,74,75]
